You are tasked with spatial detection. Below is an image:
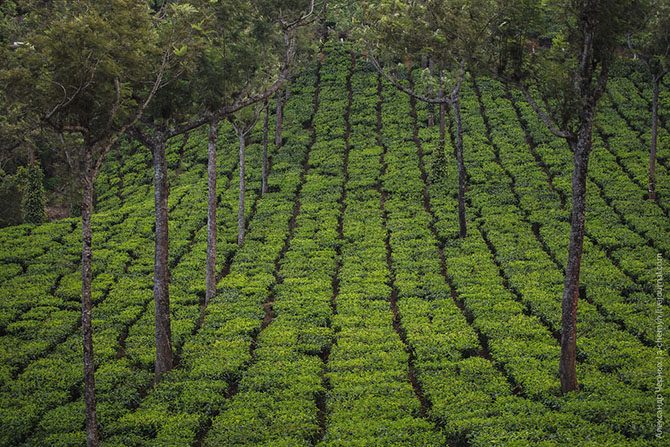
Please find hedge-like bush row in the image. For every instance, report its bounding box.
[0,126,223,383]
[3,92,259,445]
[93,54,322,447]
[406,73,647,445]
[36,114,286,445]
[202,44,351,446]
[1,175,215,445]
[443,77,667,440]
[607,77,670,189]
[319,66,443,446]
[503,82,670,338]
[382,75,529,445]
[475,79,666,349]
[591,87,669,238]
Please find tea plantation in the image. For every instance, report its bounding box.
[0,43,669,446]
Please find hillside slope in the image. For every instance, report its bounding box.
[0,42,669,446]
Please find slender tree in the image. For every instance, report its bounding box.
[193,0,273,305]
[262,98,271,194]
[196,0,321,305]
[205,115,218,304]
[627,0,670,201]
[127,2,205,379]
[229,108,262,245]
[493,0,645,393]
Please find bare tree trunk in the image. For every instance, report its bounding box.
[427,59,435,127]
[560,122,593,394]
[451,94,467,239]
[205,118,218,305]
[275,89,284,147]
[152,137,172,377]
[648,76,660,201]
[439,80,446,154]
[237,130,246,245]
[262,99,270,195]
[81,147,99,447]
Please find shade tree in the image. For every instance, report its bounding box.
[195,0,322,307]
[491,0,646,393]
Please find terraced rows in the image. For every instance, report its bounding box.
[0,45,668,446]
[0,100,286,446]
[402,74,664,445]
[318,65,440,445]
[102,48,324,446]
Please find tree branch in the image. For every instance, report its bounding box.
[281,0,321,30]
[517,82,573,140]
[104,47,170,153]
[448,59,466,102]
[44,58,98,121]
[369,55,452,105]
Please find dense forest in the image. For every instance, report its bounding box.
[0,0,669,446]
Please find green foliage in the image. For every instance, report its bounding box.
[626,0,670,79]
[0,169,23,227]
[494,0,647,134]
[357,0,497,80]
[430,144,449,189]
[0,18,669,447]
[18,162,47,224]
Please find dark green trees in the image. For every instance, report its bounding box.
[19,162,47,224]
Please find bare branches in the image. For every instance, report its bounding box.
[369,55,454,105]
[228,104,262,137]
[280,0,322,31]
[89,48,170,177]
[44,57,98,121]
[517,82,573,140]
[220,66,290,117]
[104,48,169,146]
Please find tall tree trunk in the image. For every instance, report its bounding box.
[205,118,218,305]
[648,76,660,201]
[81,147,99,447]
[559,121,593,394]
[237,130,246,245]
[439,79,446,154]
[275,89,284,147]
[451,94,467,239]
[427,59,435,127]
[262,99,270,195]
[152,137,172,377]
